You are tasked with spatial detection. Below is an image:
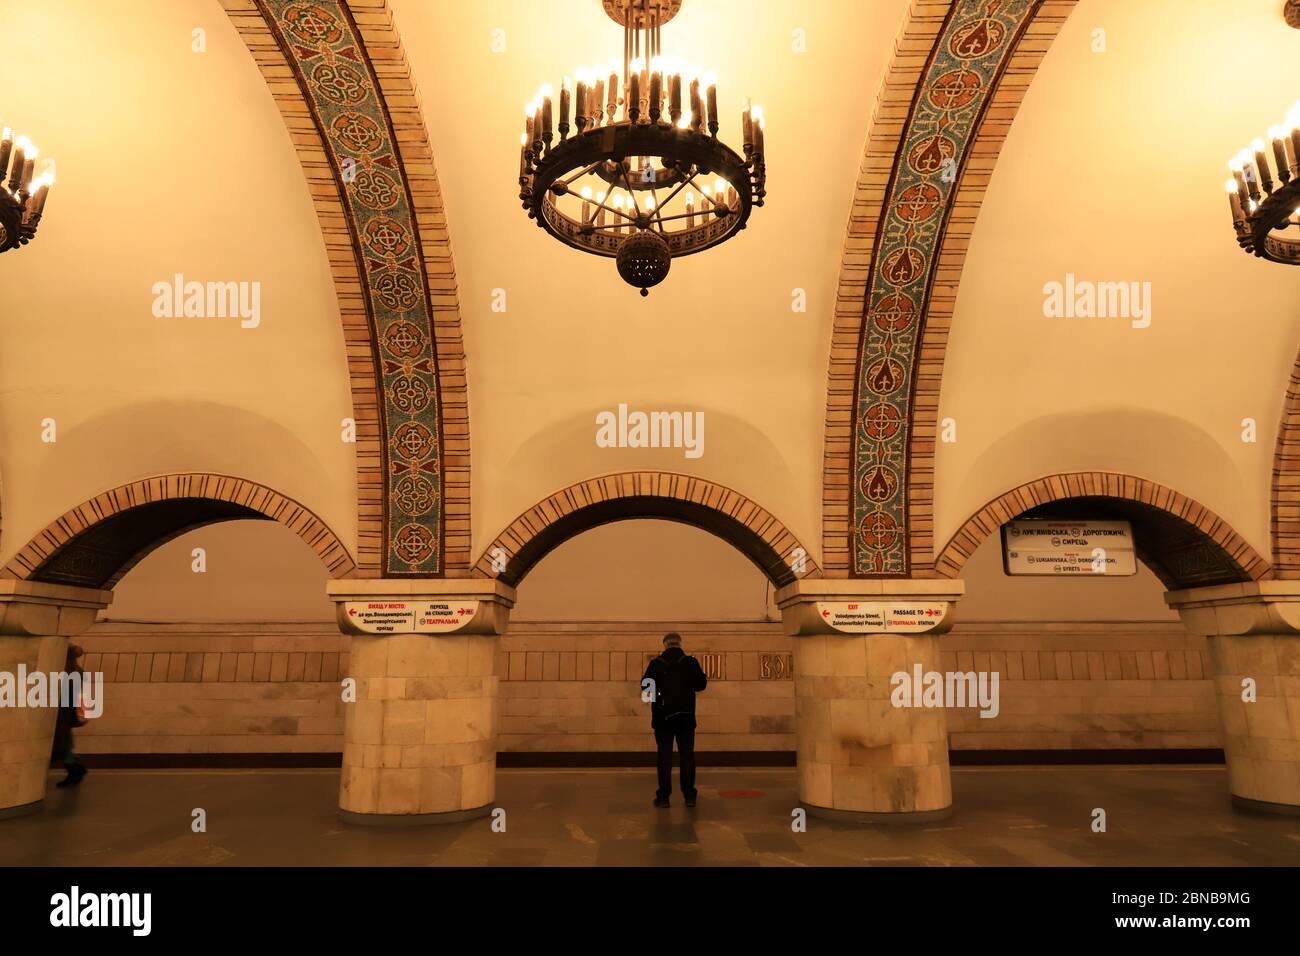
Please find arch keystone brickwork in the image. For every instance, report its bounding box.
[474,472,820,588]
[0,474,355,589]
[935,472,1271,589]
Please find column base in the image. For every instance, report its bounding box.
[0,799,43,821]
[339,803,493,827]
[1230,794,1300,817]
[803,801,953,825]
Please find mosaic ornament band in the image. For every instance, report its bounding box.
[259,0,444,575]
[852,0,1042,576]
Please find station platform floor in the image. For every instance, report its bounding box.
[2,765,1296,866]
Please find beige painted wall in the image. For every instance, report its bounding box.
[936,0,1300,558]
[105,518,1174,624]
[0,0,357,566]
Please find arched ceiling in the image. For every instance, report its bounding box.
[0,0,357,565]
[389,0,910,564]
[936,0,1300,560]
[1,0,1296,587]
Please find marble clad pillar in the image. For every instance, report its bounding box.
[327,578,515,825]
[1166,582,1300,815]
[775,578,964,822]
[0,581,112,819]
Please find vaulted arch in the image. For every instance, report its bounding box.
[474,471,820,588]
[0,473,355,589]
[935,471,1271,589]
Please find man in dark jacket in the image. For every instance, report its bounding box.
[641,633,707,808]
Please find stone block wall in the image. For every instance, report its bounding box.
[68,619,1218,756]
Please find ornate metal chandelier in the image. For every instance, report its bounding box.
[1224,99,1300,266]
[0,125,53,255]
[517,0,766,295]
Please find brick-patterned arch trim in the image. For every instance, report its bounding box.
[934,472,1271,589]
[223,0,469,577]
[1270,351,1300,575]
[0,474,356,589]
[823,0,1074,577]
[473,473,820,588]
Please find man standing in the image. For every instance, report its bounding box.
[642,633,708,808]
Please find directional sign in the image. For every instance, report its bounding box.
[815,602,947,635]
[343,601,480,634]
[1001,519,1136,576]
[413,601,479,633]
[345,602,416,634]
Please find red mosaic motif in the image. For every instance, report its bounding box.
[928,69,983,110]
[882,248,924,286]
[858,511,900,552]
[861,464,899,503]
[364,216,412,259]
[949,18,1007,59]
[351,166,402,210]
[393,523,436,564]
[382,320,426,358]
[281,2,344,45]
[394,474,438,517]
[373,270,422,312]
[389,374,434,415]
[907,135,957,176]
[330,111,384,153]
[866,357,906,395]
[310,61,368,106]
[391,420,435,461]
[862,402,903,441]
[873,292,916,333]
[895,183,943,223]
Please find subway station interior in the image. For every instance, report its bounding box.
[1,0,1299,878]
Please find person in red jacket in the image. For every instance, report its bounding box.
[641,633,708,808]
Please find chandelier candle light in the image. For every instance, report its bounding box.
[0,123,53,255]
[517,0,766,295]
[1224,99,1300,266]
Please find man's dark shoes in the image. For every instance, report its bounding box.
[653,795,670,808]
[57,765,87,788]
[684,794,697,808]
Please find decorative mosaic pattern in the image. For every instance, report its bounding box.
[852,0,1041,575]
[260,0,443,575]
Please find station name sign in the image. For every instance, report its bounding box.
[343,601,480,634]
[1001,519,1136,576]
[815,602,948,635]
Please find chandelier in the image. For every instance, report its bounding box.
[517,0,766,295]
[0,125,53,255]
[1224,100,1300,266]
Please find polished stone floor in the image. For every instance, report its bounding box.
[1,766,1297,866]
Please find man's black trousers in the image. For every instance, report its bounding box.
[654,716,696,798]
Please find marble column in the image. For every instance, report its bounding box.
[1166,582,1300,815]
[775,578,964,822]
[0,581,112,819]
[326,578,515,825]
